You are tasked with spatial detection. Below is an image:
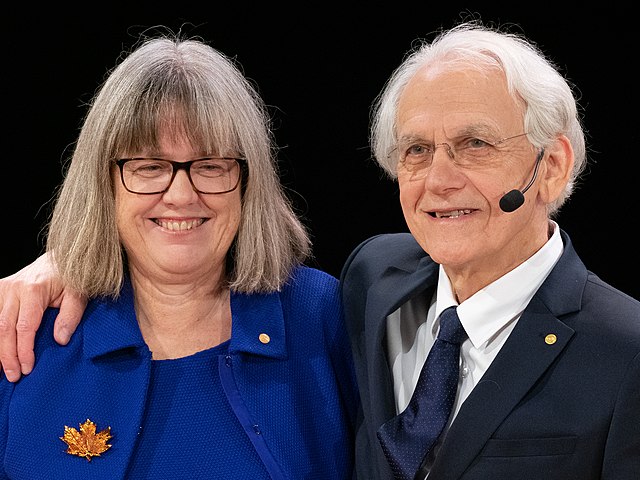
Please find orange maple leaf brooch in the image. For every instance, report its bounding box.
[60,419,112,461]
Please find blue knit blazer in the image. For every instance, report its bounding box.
[1,265,358,479]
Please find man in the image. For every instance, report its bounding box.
[340,21,639,479]
[1,20,639,480]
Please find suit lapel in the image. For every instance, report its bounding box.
[429,230,589,478]
[429,296,575,478]
[364,257,439,427]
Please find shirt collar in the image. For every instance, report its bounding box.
[434,221,563,348]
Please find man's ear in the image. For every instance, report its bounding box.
[538,135,574,204]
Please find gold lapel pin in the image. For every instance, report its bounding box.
[544,333,557,345]
[60,419,112,461]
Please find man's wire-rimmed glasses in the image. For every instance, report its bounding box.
[392,132,530,170]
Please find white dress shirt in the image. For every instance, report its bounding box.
[384,221,564,476]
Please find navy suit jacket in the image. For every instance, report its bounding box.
[340,230,640,480]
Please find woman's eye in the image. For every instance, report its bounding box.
[138,164,164,172]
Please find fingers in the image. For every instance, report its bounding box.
[0,290,22,382]
[0,252,88,383]
[0,280,87,383]
[53,291,87,346]
[15,285,50,377]
[0,252,66,382]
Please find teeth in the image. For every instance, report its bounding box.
[156,219,204,231]
[435,209,471,219]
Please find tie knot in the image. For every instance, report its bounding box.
[437,307,466,345]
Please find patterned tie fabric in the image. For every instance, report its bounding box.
[377,306,466,480]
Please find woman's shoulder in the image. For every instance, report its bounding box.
[278,265,341,308]
[35,291,140,359]
[286,265,338,292]
[33,308,69,354]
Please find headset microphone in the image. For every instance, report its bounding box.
[499,149,545,213]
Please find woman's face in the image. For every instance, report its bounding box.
[114,131,242,284]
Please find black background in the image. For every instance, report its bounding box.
[5,4,638,300]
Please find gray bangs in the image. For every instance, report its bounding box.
[106,65,243,159]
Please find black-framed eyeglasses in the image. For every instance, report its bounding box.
[114,157,246,195]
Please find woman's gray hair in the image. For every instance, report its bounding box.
[46,34,311,297]
[371,20,587,216]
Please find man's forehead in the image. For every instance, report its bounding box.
[397,67,524,136]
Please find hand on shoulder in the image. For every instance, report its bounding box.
[0,253,86,382]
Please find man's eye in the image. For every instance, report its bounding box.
[406,144,430,156]
[462,138,491,149]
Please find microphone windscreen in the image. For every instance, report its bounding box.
[499,190,525,213]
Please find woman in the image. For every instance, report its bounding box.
[0,34,358,479]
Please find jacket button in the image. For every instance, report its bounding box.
[259,333,271,344]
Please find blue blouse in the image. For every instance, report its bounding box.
[0,266,359,479]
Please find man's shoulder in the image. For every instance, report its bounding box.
[350,232,425,262]
[341,233,429,283]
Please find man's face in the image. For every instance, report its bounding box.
[395,64,552,294]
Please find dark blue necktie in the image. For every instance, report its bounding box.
[377,306,466,480]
